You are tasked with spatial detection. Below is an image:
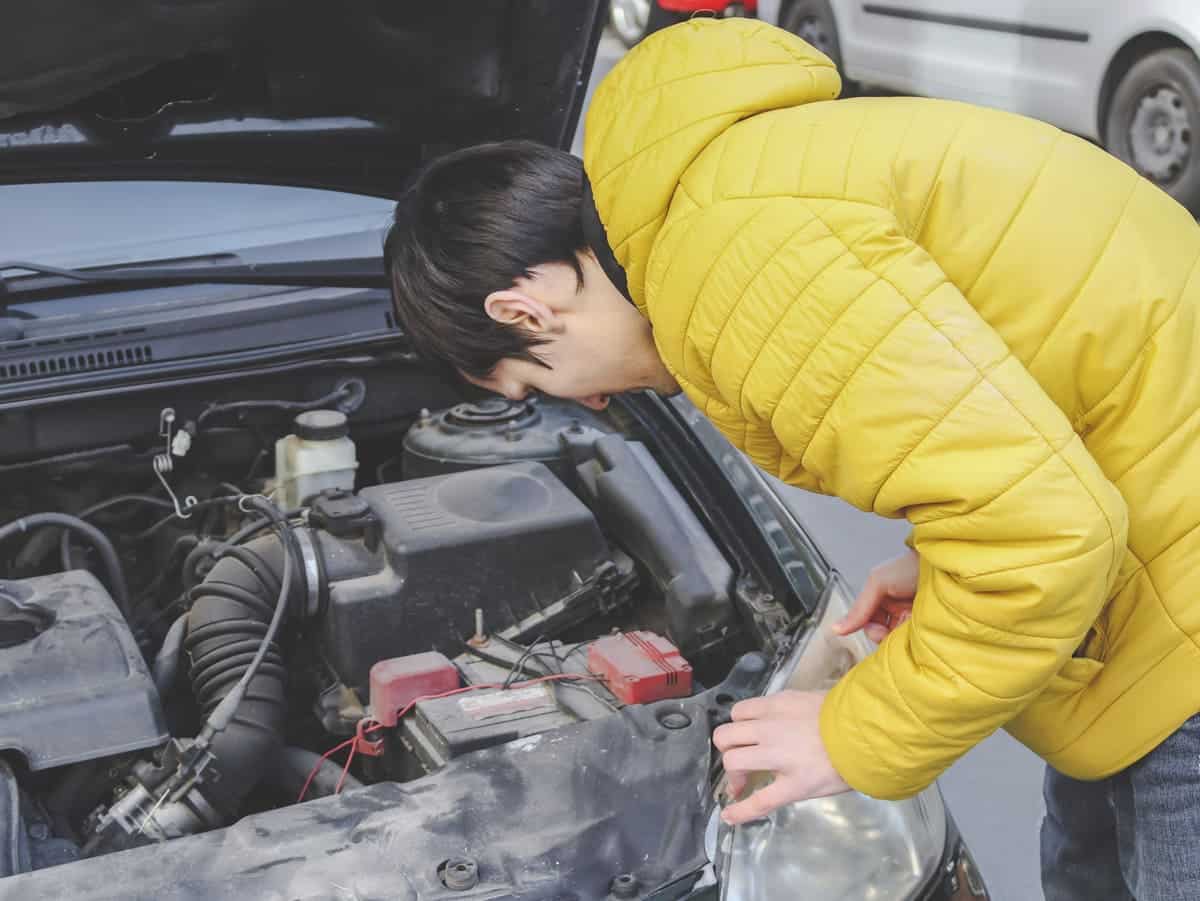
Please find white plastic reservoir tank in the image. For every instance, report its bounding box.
[274,410,358,509]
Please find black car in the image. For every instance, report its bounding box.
[0,2,986,898]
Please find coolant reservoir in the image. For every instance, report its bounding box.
[274,410,358,509]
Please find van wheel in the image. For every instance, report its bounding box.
[1105,48,1200,215]
[780,0,850,90]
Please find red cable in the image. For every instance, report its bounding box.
[298,673,603,802]
[296,737,354,802]
[335,739,357,795]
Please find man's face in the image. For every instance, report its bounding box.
[463,251,680,410]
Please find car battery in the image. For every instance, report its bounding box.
[400,682,574,772]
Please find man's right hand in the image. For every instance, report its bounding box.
[833,549,919,644]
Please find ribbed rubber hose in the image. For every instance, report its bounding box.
[183,534,295,818]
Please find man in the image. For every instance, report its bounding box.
[386,18,1200,899]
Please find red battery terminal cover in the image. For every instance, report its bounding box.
[369,651,460,727]
[587,631,693,705]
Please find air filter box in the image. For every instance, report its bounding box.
[319,462,630,692]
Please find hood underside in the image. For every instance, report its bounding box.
[0,0,605,196]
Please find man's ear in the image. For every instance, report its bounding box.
[483,289,562,335]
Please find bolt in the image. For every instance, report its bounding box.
[441,857,479,891]
[467,609,489,648]
[659,712,691,730]
[610,873,639,899]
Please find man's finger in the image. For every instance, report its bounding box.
[712,721,762,752]
[724,771,749,801]
[833,574,883,635]
[721,746,788,775]
[721,779,798,826]
[864,622,890,643]
[729,694,792,722]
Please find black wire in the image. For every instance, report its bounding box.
[78,494,175,518]
[243,447,269,485]
[128,534,200,622]
[0,513,131,617]
[60,494,177,570]
[542,641,565,675]
[502,634,546,689]
[560,643,592,670]
[137,592,189,635]
[195,385,352,429]
[123,496,242,543]
[467,642,556,679]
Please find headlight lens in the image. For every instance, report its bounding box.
[715,575,948,901]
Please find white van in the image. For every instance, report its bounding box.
[773,1,1200,212]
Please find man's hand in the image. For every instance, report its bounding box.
[713,690,850,825]
[833,549,919,643]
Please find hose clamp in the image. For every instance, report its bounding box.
[292,528,323,618]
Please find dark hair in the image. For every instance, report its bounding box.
[384,140,587,379]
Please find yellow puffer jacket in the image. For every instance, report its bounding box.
[584,18,1200,800]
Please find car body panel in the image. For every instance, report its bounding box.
[825,0,1200,139]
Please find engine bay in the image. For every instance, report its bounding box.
[0,374,788,880]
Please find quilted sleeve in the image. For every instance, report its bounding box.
[645,197,1129,799]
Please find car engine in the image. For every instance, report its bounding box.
[0,388,753,877]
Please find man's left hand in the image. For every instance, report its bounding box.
[713,690,851,825]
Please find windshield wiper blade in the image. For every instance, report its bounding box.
[0,257,388,305]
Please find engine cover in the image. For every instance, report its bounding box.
[317,462,633,692]
[0,572,167,771]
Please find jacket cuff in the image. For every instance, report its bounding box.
[818,672,921,802]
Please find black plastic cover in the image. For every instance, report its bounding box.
[575,436,735,648]
[0,700,715,900]
[0,572,167,771]
[321,462,615,691]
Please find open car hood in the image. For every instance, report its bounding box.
[0,0,605,196]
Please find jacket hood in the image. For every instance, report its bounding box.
[582,19,840,307]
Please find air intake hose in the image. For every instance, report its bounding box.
[183,534,297,817]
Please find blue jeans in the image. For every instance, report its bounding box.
[1041,713,1200,900]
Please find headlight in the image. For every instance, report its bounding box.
[714,575,948,900]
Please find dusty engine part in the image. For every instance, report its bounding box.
[0,572,166,772]
[319,462,636,692]
[400,396,610,480]
[384,631,695,778]
[573,435,735,649]
[84,532,299,854]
